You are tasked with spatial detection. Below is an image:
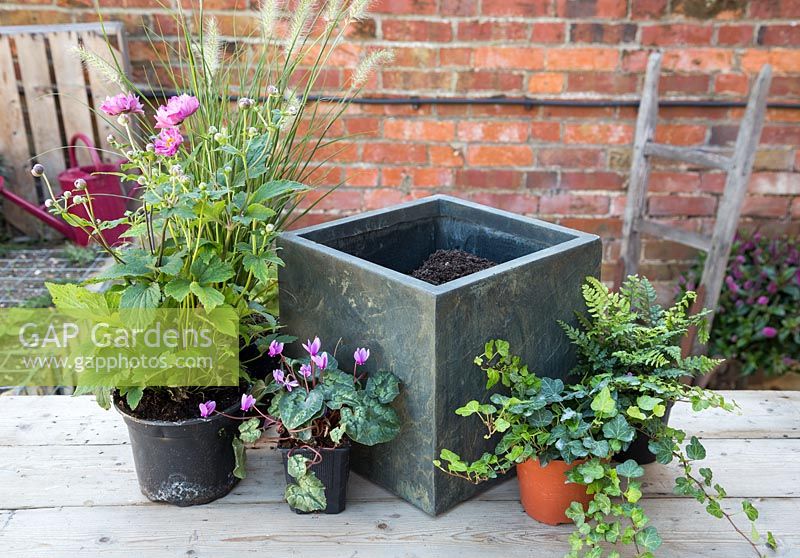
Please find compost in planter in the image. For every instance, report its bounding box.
[279,446,351,514]
[410,249,497,285]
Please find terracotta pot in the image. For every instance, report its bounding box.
[517,458,592,525]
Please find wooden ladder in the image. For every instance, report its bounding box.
[619,52,772,336]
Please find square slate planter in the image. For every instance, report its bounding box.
[277,195,601,515]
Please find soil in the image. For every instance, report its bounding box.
[115,384,244,422]
[410,249,497,285]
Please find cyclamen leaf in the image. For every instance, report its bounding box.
[278,388,324,430]
[232,437,247,479]
[340,397,400,446]
[286,454,308,479]
[238,418,262,444]
[365,370,400,404]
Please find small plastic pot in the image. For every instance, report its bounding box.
[615,402,674,465]
[280,446,350,514]
[117,402,240,506]
[516,458,592,525]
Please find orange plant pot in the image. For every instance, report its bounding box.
[516,457,593,525]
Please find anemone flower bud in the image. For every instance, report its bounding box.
[72,195,84,204]
[302,336,321,357]
[311,351,329,370]
[63,190,72,199]
[74,178,87,190]
[241,394,256,412]
[266,223,275,233]
[267,85,279,95]
[354,347,370,366]
[117,113,130,126]
[238,97,254,110]
[268,340,284,357]
[31,164,45,177]
[107,134,115,144]
[199,400,216,418]
[44,199,53,208]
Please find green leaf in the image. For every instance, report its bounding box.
[238,418,262,444]
[527,408,555,427]
[164,278,192,302]
[706,500,724,519]
[287,454,308,479]
[243,253,271,284]
[157,251,185,276]
[232,437,247,479]
[686,436,706,460]
[251,179,306,204]
[742,500,759,522]
[767,531,777,550]
[576,460,605,484]
[636,395,662,411]
[626,406,646,420]
[635,526,662,551]
[616,459,645,479]
[648,438,675,464]
[125,387,144,410]
[591,387,617,417]
[365,370,400,404]
[602,415,636,443]
[340,396,401,446]
[538,377,564,402]
[46,282,110,314]
[285,461,327,513]
[624,483,643,503]
[189,282,225,310]
[120,282,161,309]
[278,388,324,430]
[192,259,234,284]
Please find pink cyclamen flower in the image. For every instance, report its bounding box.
[268,340,284,358]
[311,351,329,371]
[757,295,769,305]
[299,363,312,378]
[241,394,255,412]
[273,369,300,392]
[153,127,183,157]
[199,400,216,418]
[354,347,370,366]
[100,93,144,116]
[762,327,778,338]
[154,94,200,128]
[303,336,321,357]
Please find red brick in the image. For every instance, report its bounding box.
[440,0,479,16]
[456,21,529,42]
[750,0,800,18]
[343,167,380,188]
[555,0,626,17]
[430,145,465,167]
[467,192,539,214]
[546,48,619,71]
[457,71,524,91]
[363,143,427,164]
[439,48,472,67]
[391,47,437,68]
[749,172,800,195]
[455,169,525,189]
[385,120,456,142]
[372,0,437,15]
[759,25,800,47]
[346,19,378,40]
[564,123,634,145]
[540,194,610,215]
[772,77,800,96]
[642,24,713,46]
[631,0,668,18]
[742,196,789,217]
[382,20,452,42]
[762,126,800,145]
[457,121,529,142]
[621,50,650,72]
[344,117,380,135]
[659,74,711,95]
[561,217,622,237]
[715,73,749,95]
[792,197,800,218]
[649,196,717,216]
[301,189,364,212]
[655,124,707,146]
[570,23,637,44]
[474,47,545,70]
[531,122,562,142]
[649,172,701,193]
[525,171,560,189]
[527,72,565,94]
[364,188,409,210]
[643,240,701,261]
[467,145,534,166]
[662,49,734,72]
[481,0,553,17]
[531,22,567,43]
[561,172,625,190]
[717,24,754,46]
[382,70,451,90]
[538,148,605,168]
[741,50,800,73]
[567,72,638,94]
[382,168,453,189]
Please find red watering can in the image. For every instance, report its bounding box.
[0,134,129,247]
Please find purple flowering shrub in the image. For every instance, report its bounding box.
[679,230,800,377]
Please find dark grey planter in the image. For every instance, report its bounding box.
[277,195,601,515]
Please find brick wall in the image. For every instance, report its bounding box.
[1,0,799,287]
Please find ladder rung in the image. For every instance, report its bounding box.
[638,219,712,251]
[644,143,732,170]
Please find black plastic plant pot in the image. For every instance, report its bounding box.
[279,446,350,514]
[117,403,240,506]
[278,195,602,515]
[615,403,674,465]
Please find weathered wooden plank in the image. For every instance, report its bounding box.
[0,35,41,236]
[644,143,732,170]
[15,33,65,187]
[50,31,95,164]
[0,498,794,558]
[4,392,797,448]
[2,438,798,510]
[638,219,712,251]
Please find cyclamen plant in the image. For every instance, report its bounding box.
[679,230,800,378]
[201,336,401,512]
